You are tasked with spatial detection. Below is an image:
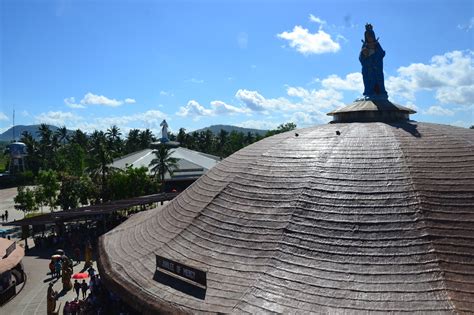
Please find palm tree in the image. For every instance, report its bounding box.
[125,129,141,154]
[37,123,55,169]
[55,126,68,145]
[20,131,40,173]
[88,130,117,201]
[149,144,178,194]
[106,125,122,155]
[37,123,52,145]
[139,129,154,149]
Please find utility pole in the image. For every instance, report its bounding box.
[12,109,15,141]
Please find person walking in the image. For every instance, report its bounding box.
[74,246,81,264]
[81,279,88,299]
[87,266,95,278]
[5,210,8,221]
[73,280,80,299]
[55,259,62,279]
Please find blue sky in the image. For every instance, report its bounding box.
[1,0,473,137]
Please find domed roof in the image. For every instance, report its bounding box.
[98,121,474,314]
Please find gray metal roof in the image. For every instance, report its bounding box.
[110,147,220,179]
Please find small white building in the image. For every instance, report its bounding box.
[110,146,220,192]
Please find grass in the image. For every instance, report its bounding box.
[25,211,43,219]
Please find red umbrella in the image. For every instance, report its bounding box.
[72,272,89,279]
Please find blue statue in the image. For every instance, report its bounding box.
[359,24,388,100]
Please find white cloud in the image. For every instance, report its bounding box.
[64,97,86,109]
[290,111,331,126]
[64,93,136,108]
[35,111,81,126]
[458,17,474,31]
[386,50,474,106]
[286,86,344,110]
[321,72,363,91]
[237,120,279,130]
[35,109,167,133]
[435,86,474,106]
[0,112,8,121]
[81,92,122,107]
[309,14,326,26]
[97,110,166,128]
[450,120,472,128]
[160,90,173,97]
[20,110,30,117]
[186,78,204,84]
[235,89,268,111]
[287,87,310,98]
[235,89,298,112]
[237,32,248,49]
[425,105,455,116]
[385,76,416,101]
[177,100,250,118]
[177,100,213,119]
[210,101,250,115]
[277,24,340,55]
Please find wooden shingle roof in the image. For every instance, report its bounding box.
[98,121,474,314]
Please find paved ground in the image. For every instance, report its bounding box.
[1,187,96,313]
[0,187,59,225]
[2,241,98,314]
[0,187,25,222]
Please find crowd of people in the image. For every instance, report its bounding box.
[63,273,139,315]
[33,214,140,314]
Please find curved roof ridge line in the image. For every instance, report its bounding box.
[390,124,457,312]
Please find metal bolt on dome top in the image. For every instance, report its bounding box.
[328,24,416,123]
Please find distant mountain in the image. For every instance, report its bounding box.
[0,124,73,141]
[193,124,268,136]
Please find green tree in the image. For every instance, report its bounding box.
[78,176,97,205]
[107,167,158,200]
[88,131,117,201]
[69,129,89,148]
[139,129,154,149]
[37,124,54,169]
[63,143,86,177]
[217,129,229,157]
[37,169,60,211]
[149,144,178,192]
[106,125,123,156]
[177,128,187,145]
[14,186,38,215]
[34,186,47,213]
[55,126,69,145]
[266,122,297,137]
[57,176,79,210]
[124,129,141,154]
[20,131,41,174]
